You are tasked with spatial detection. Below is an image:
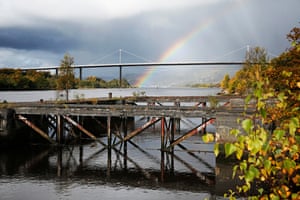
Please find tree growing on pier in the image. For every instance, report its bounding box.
[56,53,76,101]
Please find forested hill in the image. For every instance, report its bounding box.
[0,68,131,90]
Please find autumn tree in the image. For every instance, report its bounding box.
[221,47,269,95]
[220,74,230,92]
[56,53,76,101]
[267,27,300,92]
[209,27,300,199]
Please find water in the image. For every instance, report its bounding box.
[0,88,238,200]
[0,87,221,102]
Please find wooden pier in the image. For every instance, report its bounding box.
[0,95,250,145]
[0,95,252,184]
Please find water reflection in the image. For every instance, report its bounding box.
[0,134,238,200]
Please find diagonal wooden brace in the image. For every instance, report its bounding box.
[63,115,107,147]
[167,118,215,150]
[124,117,161,141]
[17,115,55,144]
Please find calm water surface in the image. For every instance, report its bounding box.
[0,87,221,102]
[0,88,238,200]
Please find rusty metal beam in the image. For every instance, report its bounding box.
[124,117,161,141]
[17,115,55,144]
[167,118,215,150]
[63,115,106,147]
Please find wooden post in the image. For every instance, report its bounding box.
[170,118,175,173]
[202,117,207,134]
[107,116,111,178]
[161,117,165,151]
[79,145,83,166]
[57,146,63,177]
[123,116,128,170]
[160,150,165,182]
[174,100,181,131]
[57,115,63,144]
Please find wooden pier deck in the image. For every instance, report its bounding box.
[1,95,250,145]
[10,95,246,117]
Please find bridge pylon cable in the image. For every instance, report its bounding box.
[213,45,248,61]
[87,49,153,65]
[87,49,120,64]
[119,49,153,63]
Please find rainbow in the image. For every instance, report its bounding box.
[134,1,245,87]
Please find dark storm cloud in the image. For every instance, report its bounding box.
[0,27,78,53]
[0,0,300,86]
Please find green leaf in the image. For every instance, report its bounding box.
[242,184,250,193]
[278,92,285,102]
[242,119,253,134]
[236,147,243,160]
[245,94,252,104]
[289,117,299,135]
[283,159,296,170]
[296,135,300,143]
[230,129,240,137]
[233,165,238,178]
[254,88,263,99]
[282,70,292,77]
[260,108,267,119]
[251,138,263,154]
[240,160,247,171]
[263,160,271,170]
[202,133,214,143]
[258,188,264,195]
[245,165,259,183]
[214,143,219,157]
[273,129,285,140]
[225,143,237,157]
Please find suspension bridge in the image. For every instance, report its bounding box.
[18,46,272,87]
[0,46,266,183]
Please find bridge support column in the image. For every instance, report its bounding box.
[79,67,83,80]
[119,65,122,88]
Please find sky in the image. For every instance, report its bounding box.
[0,0,299,87]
